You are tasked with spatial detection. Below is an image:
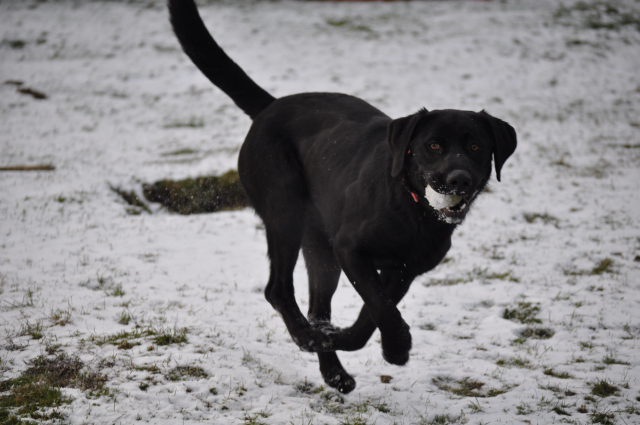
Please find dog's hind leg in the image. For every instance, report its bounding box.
[301,219,356,394]
[264,224,319,353]
[239,137,334,354]
[302,223,340,326]
[262,206,338,353]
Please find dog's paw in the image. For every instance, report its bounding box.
[380,323,412,366]
[292,326,335,353]
[324,371,356,394]
[382,348,410,366]
[310,319,340,335]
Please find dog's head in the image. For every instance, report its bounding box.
[388,108,517,223]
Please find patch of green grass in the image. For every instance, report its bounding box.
[49,308,72,326]
[338,413,368,425]
[110,186,151,214]
[326,17,373,33]
[554,1,640,32]
[580,340,595,349]
[497,356,531,368]
[314,389,345,414]
[26,354,106,391]
[44,343,61,355]
[432,376,510,398]
[161,148,198,156]
[602,355,629,366]
[5,288,36,310]
[117,310,132,325]
[236,383,248,396]
[91,328,156,346]
[469,267,520,283]
[109,284,125,297]
[541,383,566,395]
[423,276,468,287]
[0,353,106,422]
[590,411,616,424]
[244,412,270,425]
[134,364,161,374]
[165,365,208,382]
[544,368,574,379]
[566,258,615,276]
[0,378,68,423]
[520,327,555,340]
[424,267,519,287]
[467,399,483,413]
[22,321,44,340]
[419,323,437,331]
[116,340,139,350]
[503,302,542,324]
[295,380,316,394]
[163,117,205,128]
[484,270,520,282]
[371,400,390,414]
[143,170,248,215]
[2,39,26,49]
[425,414,450,424]
[153,327,188,346]
[591,258,613,275]
[516,401,533,415]
[551,405,571,416]
[524,212,560,227]
[55,194,84,204]
[591,379,619,398]
[95,273,109,288]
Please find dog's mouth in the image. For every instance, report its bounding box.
[424,185,473,223]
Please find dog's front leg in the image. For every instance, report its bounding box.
[330,269,417,353]
[333,244,412,365]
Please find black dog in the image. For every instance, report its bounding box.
[169,0,516,394]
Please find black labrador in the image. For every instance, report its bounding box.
[169,0,517,394]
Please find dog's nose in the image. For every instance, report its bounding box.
[446,170,472,193]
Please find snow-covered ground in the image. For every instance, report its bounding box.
[1,0,639,423]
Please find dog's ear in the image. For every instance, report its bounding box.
[479,111,517,182]
[388,109,428,178]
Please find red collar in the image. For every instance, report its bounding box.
[402,149,420,203]
[401,176,420,203]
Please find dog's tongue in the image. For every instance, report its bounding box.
[425,185,462,210]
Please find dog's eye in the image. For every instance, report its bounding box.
[470,143,480,152]
[429,143,440,151]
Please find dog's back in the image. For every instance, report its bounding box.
[239,92,392,226]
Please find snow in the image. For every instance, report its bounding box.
[1,0,639,424]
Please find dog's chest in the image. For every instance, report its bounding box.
[363,213,452,273]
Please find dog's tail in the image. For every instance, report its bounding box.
[168,0,275,119]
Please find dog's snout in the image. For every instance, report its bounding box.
[446,170,472,193]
